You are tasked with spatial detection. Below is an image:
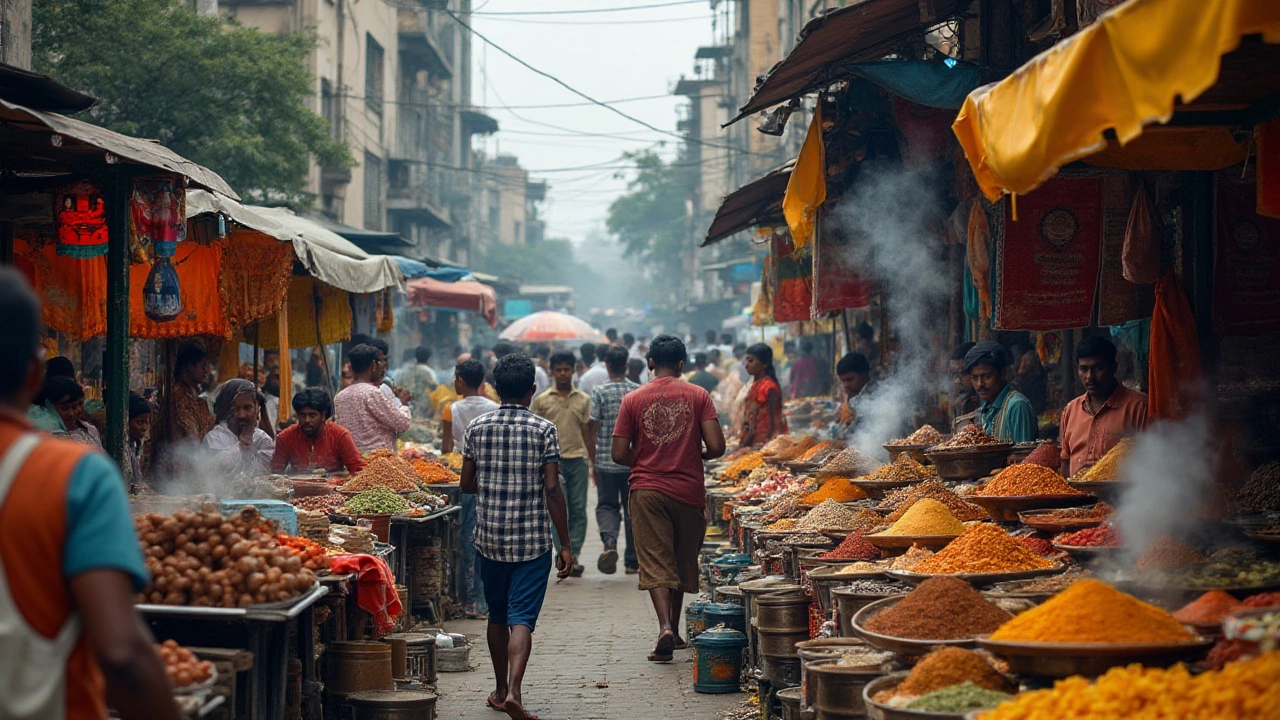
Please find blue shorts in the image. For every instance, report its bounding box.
[479,551,553,631]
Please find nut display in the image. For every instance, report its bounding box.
[157,640,214,689]
[341,452,421,492]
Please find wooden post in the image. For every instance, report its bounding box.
[102,166,135,468]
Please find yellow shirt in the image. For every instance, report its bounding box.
[530,388,591,459]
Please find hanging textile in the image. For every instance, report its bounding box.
[891,97,955,168]
[276,301,291,427]
[751,255,774,326]
[1097,173,1155,326]
[254,276,353,349]
[812,208,871,314]
[995,176,1103,330]
[54,181,108,258]
[220,228,296,330]
[1213,173,1280,336]
[1258,119,1280,218]
[967,201,992,318]
[782,101,826,250]
[772,233,813,323]
[1122,181,1161,284]
[1149,269,1202,420]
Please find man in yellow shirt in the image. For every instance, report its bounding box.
[530,350,592,577]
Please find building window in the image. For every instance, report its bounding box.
[365,34,384,115]
[321,78,339,140]
[364,152,384,231]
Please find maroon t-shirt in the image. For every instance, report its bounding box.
[613,376,718,508]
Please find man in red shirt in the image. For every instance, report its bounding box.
[270,389,366,474]
[1059,336,1148,477]
[612,335,725,662]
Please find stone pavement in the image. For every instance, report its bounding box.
[433,484,743,720]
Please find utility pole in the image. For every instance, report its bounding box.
[0,0,32,70]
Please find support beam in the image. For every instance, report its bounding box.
[102,166,136,468]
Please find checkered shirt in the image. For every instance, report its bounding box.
[589,379,639,473]
[463,405,562,562]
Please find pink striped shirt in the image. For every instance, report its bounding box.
[334,382,411,454]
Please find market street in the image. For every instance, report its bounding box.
[436,484,741,720]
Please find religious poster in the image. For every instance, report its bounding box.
[995,175,1103,330]
[812,209,872,315]
[1214,173,1280,336]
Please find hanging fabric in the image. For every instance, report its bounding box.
[54,181,108,258]
[782,100,826,250]
[1257,119,1280,218]
[1122,181,1161,284]
[1148,269,1202,421]
[966,201,992,318]
[1213,172,1280,336]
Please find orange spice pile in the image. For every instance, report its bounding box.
[913,523,1054,574]
[978,464,1083,496]
[801,477,868,504]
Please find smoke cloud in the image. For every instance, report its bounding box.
[829,163,948,456]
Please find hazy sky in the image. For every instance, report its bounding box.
[468,0,719,243]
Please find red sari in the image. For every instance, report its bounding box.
[742,376,787,446]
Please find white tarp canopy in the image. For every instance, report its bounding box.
[187,189,405,295]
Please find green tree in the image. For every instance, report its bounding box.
[605,150,695,279]
[33,0,351,203]
[476,237,590,286]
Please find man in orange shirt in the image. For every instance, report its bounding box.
[0,267,178,720]
[1059,336,1148,478]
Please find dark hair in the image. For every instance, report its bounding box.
[580,343,596,365]
[549,350,576,369]
[604,345,630,375]
[856,322,875,341]
[621,333,634,346]
[647,335,686,371]
[44,375,84,405]
[349,344,380,374]
[950,341,976,362]
[836,352,870,376]
[531,343,550,360]
[694,352,709,367]
[963,341,1009,374]
[455,359,486,389]
[351,334,389,357]
[415,346,433,364]
[46,356,76,379]
[305,353,327,387]
[175,344,209,377]
[492,342,518,359]
[745,343,778,382]
[291,387,333,417]
[1076,336,1118,365]
[493,353,536,401]
[605,328,618,341]
[720,333,733,345]
[595,343,611,363]
[628,357,646,375]
[129,393,152,420]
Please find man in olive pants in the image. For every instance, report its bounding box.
[530,350,591,577]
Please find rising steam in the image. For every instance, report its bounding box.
[829,163,948,456]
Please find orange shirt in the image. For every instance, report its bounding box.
[1058,385,1149,477]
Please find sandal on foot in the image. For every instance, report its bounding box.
[504,698,539,720]
[487,693,505,711]
[648,630,676,662]
[673,635,689,650]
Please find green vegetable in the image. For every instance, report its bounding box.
[344,488,408,515]
[905,681,1013,713]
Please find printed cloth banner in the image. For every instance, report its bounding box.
[1214,173,1280,336]
[772,233,813,323]
[996,176,1103,330]
[812,209,872,314]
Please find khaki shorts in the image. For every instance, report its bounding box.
[629,489,706,594]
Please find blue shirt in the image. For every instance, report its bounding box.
[65,453,149,589]
[976,384,1038,444]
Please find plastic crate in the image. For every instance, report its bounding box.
[219,499,298,536]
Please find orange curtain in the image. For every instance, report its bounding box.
[129,241,226,338]
[1148,269,1202,420]
[220,228,295,329]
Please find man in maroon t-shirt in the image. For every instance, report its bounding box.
[612,335,726,662]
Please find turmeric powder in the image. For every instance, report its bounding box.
[880,498,965,536]
[989,579,1194,644]
[801,477,868,504]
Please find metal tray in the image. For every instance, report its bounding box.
[923,445,1014,481]
[1051,542,1122,561]
[851,597,981,656]
[974,634,1213,678]
[865,533,960,550]
[1065,480,1129,502]
[863,672,999,720]
[1018,507,1110,533]
[784,461,821,473]
[883,564,1068,588]
[963,494,1093,521]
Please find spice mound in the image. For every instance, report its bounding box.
[821,530,881,560]
[883,647,1014,702]
[863,577,1012,640]
[342,453,421,492]
[794,499,882,532]
[1055,523,1120,547]
[772,435,818,461]
[891,424,944,446]
[719,452,765,481]
[913,523,1054,574]
[802,477,868,504]
[842,578,910,594]
[1016,536,1055,556]
[834,561,885,575]
[1134,535,1207,570]
[817,447,883,478]
[907,682,1013,713]
[1174,590,1245,625]
[881,480,989,522]
[763,518,799,532]
[879,498,965,536]
[1020,441,1061,469]
[989,578,1194,643]
[860,453,938,483]
[760,434,798,454]
[978,464,1082,497]
[931,424,1001,451]
[343,487,410,515]
[1237,461,1280,512]
[411,457,458,484]
[1244,591,1280,609]
[1027,502,1113,522]
[978,649,1280,720]
[1077,437,1133,481]
[888,545,935,571]
[798,439,844,463]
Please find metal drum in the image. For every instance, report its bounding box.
[715,584,745,607]
[691,627,748,694]
[686,599,712,641]
[325,642,393,699]
[796,638,883,711]
[807,660,883,720]
[347,690,437,720]
[382,633,437,685]
[756,592,811,660]
[702,602,747,635]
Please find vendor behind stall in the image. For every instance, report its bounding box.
[963,341,1037,443]
[836,352,872,427]
[44,375,101,448]
[1059,336,1148,478]
[270,388,365,475]
[203,378,275,476]
[122,393,152,490]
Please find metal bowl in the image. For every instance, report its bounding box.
[923,445,1014,481]
[864,533,960,551]
[883,443,931,464]
[851,597,981,656]
[863,672,1003,720]
[1065,480,1129,502]
[1018,507,1109,533]
[963,494,1094,522]
[974,634,1214,678]
[1051,542,1123,562]
[883,564,1068,589]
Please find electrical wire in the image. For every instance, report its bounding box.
[472,14,709,26]
[470,0,705,16]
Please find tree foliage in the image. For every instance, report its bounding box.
[605,150,695,278]
[33,0,351,203]
[476,238,590,287]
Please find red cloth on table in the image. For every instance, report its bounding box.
[329,554,402,634]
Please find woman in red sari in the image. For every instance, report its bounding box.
[739,343,787,447]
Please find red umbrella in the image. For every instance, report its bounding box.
[499,311,601,342]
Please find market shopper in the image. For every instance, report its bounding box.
[739,343,788,447]
[459,353,572,720]
[442,359,500,618]
[530,351,592,577]
[28,355,76,435]
[577,343,608,396]
[687,352,720,394]
[396,346,439,418]
[122,393,152,490]
[788,339,822,398]
[0,268,180,720]
[270,388,365,474]
[612,335,725,661]
[587,346,640,575]
[1059,336,1149,478]
[351,334,412,409]
[203,378,275,477]
[963,341,1038,443]
[627,357,646,385]
[335,344,412,454]
[43,375,102,447]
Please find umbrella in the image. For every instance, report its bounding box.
[499,311,601,342]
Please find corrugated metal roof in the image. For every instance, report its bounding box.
[702,161,794,246]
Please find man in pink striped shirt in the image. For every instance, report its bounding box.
[335,344,411,454]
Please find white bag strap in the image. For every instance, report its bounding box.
[0,434,40,506]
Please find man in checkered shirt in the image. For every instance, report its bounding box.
[461,353,572,720]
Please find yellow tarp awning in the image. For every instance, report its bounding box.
[953,0,1280,201]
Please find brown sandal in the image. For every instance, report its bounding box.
[648,630,676,661]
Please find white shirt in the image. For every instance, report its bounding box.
[379,381,405,407]
[203,423,275,476]
[534,366,551,398]
[449,395,500,452]
[577,362,609,397]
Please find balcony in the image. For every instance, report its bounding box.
[388,159,452,228]
[398,10,453,79]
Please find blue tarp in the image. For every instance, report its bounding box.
[845,59,982,110]
[392,256,470,283]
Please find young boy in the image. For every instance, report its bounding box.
[122,393,152,491]
[441,359,500,617]
[460,354,572,720]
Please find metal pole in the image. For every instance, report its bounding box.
[103,167,134,468]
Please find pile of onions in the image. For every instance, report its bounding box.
[156,639,213,688]
[135,507,317,607]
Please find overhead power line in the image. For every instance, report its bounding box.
[473,14,709,26]
[470,0,705,16]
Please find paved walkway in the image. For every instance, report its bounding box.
[433,485,742,720]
